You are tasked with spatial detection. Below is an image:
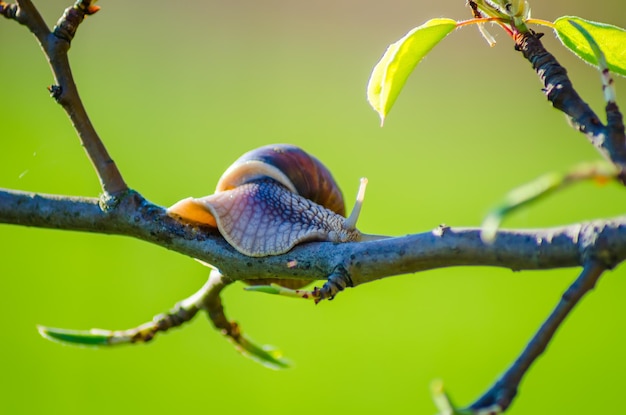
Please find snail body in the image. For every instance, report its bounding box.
[167,144,367,258]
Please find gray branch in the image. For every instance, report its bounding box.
[2,188,625,289]
[468,261,606,412]
[515,31,626,182]
[2,0,128,195]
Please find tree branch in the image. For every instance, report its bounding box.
[4,0,127,195]
[514,31,626,182]
[3,4,622,293]
[2,0,49,41]
[2,188,625,290]
[3,2,626,411]
[467,261,606,412]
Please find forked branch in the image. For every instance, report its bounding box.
[2,0,126,195]
[514,30,626,181]
[1,1,626,414]
[1,188,625,286]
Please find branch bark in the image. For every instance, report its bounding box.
[2,188,625,289]
[2,2,626,413]
[514,31,626,182]
[468,261,606,412]
[3,3,623,290]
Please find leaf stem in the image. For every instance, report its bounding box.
[525,18,555,29]
[455,16,504,28]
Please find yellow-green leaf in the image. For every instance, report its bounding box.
[481,161,618,243]
[367,18,457,125]
[554,16,626,77]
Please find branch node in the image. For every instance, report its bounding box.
[578,222,618,269]
[47,84,62,101]
[98,191,122,212]
[52,0,98,44]
[313,265,352,303]
[433,223,451,237]
[0,2,18,19]
[75,1,100,16]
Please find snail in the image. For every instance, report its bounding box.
[167,144,373,260]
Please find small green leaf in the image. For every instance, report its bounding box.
[244,284,282,295]
[38,325,114,346]
[567,19,617,104]
[431,380,476,415]
[481,172,563,243]
[554,16,626,77]
[481,162,618,242]
[245,283,318,300]
[230,333,291,370]
[367,18,457,125]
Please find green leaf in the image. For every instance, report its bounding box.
[481,162,618,242]
[554,16,626,77]
[367,18,457,125]
[38,325,114,346]
[431,380,476,415]
[245,283,318,300]
[229,333,291,370]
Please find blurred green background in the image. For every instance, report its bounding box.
[1,1,626,414]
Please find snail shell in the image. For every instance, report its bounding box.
[167,144,363,258]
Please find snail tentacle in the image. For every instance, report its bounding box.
[343,177,368,231]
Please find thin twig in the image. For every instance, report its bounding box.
[606,101,626,176]
[11,0,49,41]
[468,261,607,412]
[6,1,127,195]
[39,266,290,369]
[39,269,225,347]
[200,270,290,369]
[39,294,202,346]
